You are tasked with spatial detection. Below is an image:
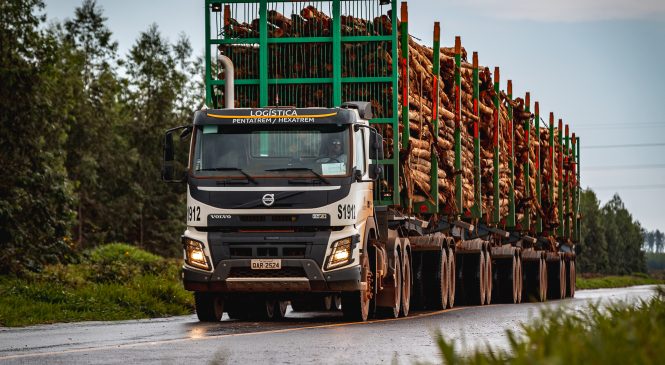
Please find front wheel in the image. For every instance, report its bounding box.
[342,253,372,321]
[194,292,224,322]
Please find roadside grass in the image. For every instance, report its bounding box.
[576,274,665,290]
[434,287,665,365]
[0,243,193,327]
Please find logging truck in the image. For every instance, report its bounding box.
[162,0,580,322]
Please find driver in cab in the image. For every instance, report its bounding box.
[317,137,346,163]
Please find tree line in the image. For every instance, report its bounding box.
[0,0,651,275]
[577,190,647,274]
[1,0,201,273]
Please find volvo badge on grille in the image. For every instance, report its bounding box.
[262,193,275,207]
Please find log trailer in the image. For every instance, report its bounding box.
[162,0,580,322]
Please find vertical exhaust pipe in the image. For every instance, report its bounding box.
[219,54,235,109]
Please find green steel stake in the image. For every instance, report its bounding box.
[572,133,577,242]
[564,124,570,240]
[558,119,564,238]
[523,92,531,231]
[259,0,268,107]
[549,113,555,232]
[454,36,463,216]
[493,67,501,224]
[390,0,400,207]
[400,2,409,150]
[472,52,482,219]
[535,102,542,233]
[429,22,441,214]
[507,80,515,228]
[400,2,410,210]
[576,136,581,243]
[332,0,341,106]
[204,2,212,107]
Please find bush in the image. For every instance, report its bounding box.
[435,288,665,365]
[0,243,193,327]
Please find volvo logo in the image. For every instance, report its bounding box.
[262,193,275,207]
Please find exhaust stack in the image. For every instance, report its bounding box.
[219,54,235,109]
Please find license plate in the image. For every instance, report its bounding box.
[251,259,281,270]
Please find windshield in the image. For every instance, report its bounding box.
[192,124,351,178]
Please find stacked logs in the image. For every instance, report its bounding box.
[539,124,562,232]
[217,5,557,225]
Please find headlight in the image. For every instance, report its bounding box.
[183,237,211,271]
[325,237,354,270]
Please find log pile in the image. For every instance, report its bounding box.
[216,5,557,225]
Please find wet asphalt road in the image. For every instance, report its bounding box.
[0,285,658,365]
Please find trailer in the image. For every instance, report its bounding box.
[162,0,580,322]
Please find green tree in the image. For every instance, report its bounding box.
[0,0,77,273]
[122,24,199,254]
[577,189,609,273]
[61,0,137,247]
[603,195,646,274]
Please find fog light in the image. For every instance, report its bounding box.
[326,237,353,270]
[183,238,211,271]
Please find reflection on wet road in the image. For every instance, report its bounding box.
[0,286,657,364]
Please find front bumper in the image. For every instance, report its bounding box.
[183,259,361,293]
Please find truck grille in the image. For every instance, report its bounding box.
[228,267,307,278]
[229,244,306,258]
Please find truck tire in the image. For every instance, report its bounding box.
[516,255,523,303]
[267,300,288,320]
[400,252,411,317]
[376,253,401,318]
[427,248,448,310]
[484,250,492,305]
[448,247,455,308]
[560,257,567,299]
[341,253,371,321]
[194,292,224,322]
[567,260,576,298]
[540,257,548,302]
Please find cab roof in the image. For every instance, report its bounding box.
[193,107,359,126]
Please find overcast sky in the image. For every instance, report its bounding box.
[44,0,665,233]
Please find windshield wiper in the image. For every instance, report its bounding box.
[264,167,330,185]
[198,167,257,184]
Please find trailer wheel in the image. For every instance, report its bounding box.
[400,252,411,317]
[342,253,372,321]
[268,300,288,320]
[540,257,548,302]
[560,257,567,299]
[484,250,493,305]
[194,292,224,322]
[447,247,455,308]
[567,260,576,298]
[428,248,449,310]
[516,255,523,303]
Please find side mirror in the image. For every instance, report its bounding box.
[162,125,190,183]
[162,131,175,181]
[368,164,383,181]
[369,129,384,160]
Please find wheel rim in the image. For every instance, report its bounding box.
[560,259,566,299]
[479,251,486,305]
[485,251,492,305]
[392,256,401,317]
[512,255,518,303]
[517,257,523,303]
[440,249,449,309]
[401,253,411,317]
[448,248,456,308]
[360,254,372,320]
